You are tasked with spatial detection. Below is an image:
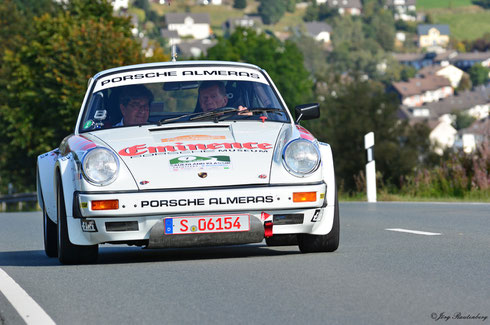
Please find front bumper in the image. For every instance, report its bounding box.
[67,183,335,246]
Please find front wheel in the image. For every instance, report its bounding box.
[57,173,98,264]
[298,191,340,253]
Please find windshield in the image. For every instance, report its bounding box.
[79,66,289,132]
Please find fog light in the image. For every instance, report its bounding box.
[81,220,97,232]
[292,192,316,202]
[92,199,119,210]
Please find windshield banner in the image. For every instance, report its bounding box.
[93,67,268,92]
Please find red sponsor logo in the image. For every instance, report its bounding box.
[119,142,273,157]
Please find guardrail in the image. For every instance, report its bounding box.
[0,193,38,211]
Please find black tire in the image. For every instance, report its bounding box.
[298,192,340,253]
[57,173,98,264]
[38,169,58,258]
[43,206,58,258]
[265,234,298,246]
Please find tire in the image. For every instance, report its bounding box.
[38,169,58,258]
[265,234,298,246]
[298,191,340,253]
[43,206,58,258]
[57,173,98,264]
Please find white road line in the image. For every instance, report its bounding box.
[0,268,56,325]
[385,228,442,236]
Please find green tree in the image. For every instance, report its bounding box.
[12,0,59,17]
[290,33,329,78]
[284,0,296,13]
[472,0,490,9]
[453,112,476,130]
[0,0,168,191]
[205,28,313,110]
[303,3,338,22]
[258,0,286,25]
[233,0,247,9]
[306,79,424,191]
[468,63,490,86]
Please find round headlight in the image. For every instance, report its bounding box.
[82,147,119,185]
[283,139,320,177]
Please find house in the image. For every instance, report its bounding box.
[177,39,217,58]
[457,118,489,153]
[451,52,490,70]
[129,13,140,38]
[327,0,362,16]
[304,22,333,44]
[392,52,437,70]
[398,85,489,122]
[112,0,129,10]
[392,75,453,107]
[429,119,458,155]
[417,64,464,88]
[417,24,450,49]
[197,0,222,4]
[426,86,489,120]
[222,16,263,36]
[161,29,181,45]
[385,0,416,21]
[165,13,211,40]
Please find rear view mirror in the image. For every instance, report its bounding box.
[163,81,199,91]
[295,103,320,123]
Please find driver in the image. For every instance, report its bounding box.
[198,81,250,114]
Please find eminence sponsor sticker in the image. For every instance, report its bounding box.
[118,142,273,158]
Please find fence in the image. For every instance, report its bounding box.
[0,193,38,212]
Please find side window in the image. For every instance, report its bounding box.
[81,90,109,130]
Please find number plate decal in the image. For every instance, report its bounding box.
[163,214,250,235]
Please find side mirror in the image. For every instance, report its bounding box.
[295,103,320,123]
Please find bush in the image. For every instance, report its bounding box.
[401,143,490,198]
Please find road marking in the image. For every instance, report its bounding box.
[385,228,442,236]
[0,268,56,325]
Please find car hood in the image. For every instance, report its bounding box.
[89,122,286,190]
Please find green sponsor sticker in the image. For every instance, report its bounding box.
[170,155,231,170]
[83,120,94,129]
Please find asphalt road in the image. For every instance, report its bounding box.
[0,202,489,325]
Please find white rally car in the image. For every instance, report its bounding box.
[37,61,339,264]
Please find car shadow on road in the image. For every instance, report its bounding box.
[97,244,301,265]
[0,244,301,267]
[0,250,60,267]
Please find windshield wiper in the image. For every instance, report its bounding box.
[191,107,285,121]
[189,107,241,122]
[159,107,285,125]
[158,112,203,125]
[246,108,284,114]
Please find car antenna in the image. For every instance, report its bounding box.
[171,44,177,62]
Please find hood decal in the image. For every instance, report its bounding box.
[119,142,273,158]
[161,135,227,142]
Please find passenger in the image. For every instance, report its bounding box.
[115,85,154,126]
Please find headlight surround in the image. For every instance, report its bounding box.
[82,147,119,185]
[282,139,320,177]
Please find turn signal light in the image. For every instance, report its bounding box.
[293,192,316,203]
[92,199,119,210]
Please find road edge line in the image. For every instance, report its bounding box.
[0,267,56,325]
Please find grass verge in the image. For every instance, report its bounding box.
[339,190,490,203]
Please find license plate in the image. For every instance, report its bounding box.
[164,214,250,235]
